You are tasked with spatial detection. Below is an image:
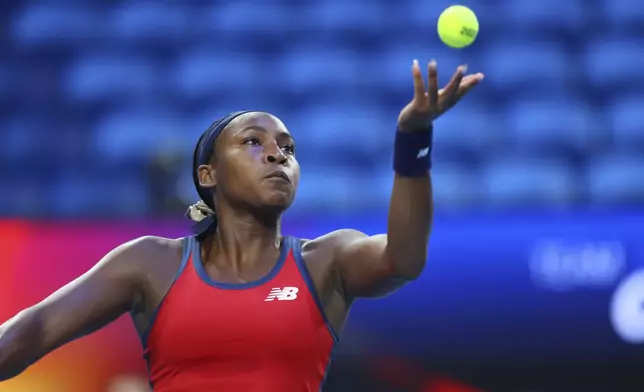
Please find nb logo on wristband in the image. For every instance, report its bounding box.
[416,148,429,158]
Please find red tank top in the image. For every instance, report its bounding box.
[141,236,338,392]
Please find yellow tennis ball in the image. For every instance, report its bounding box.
[437,5,479,48]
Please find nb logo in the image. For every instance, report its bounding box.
[417,147,429,159]
[264,287,299,302]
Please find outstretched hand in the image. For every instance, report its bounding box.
[397,60,484,132]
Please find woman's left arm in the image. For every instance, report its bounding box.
[329,60,484,299]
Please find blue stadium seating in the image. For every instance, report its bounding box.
[1,0,643,217]
[107,3,191,44]
[433,100,494,153]
[64,54,160,103]
[503,0,586,34]
[93,106,185,162]
[585,39,644,92]
[51,168,148,217]
[602,0,644,28]
[482,41,570,94]
[607,95,644,148]
[587,154,644,203]
[430,162,481,208]
[482,157,579,206]
[506,98,596,152]
[11,5,96,48]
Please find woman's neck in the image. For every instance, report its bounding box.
[206,205,283,270]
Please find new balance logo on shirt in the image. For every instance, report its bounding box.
[265,287,299,301]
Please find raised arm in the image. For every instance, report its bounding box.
[332,60,484,299]
[0,236,155,380]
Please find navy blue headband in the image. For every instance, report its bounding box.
[196,111,252,167]
[192,110,252,207]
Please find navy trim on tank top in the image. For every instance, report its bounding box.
[289,237,340,391]
[139,237,192,391]
[138,236,192,350]
[192,235,291,289]
[319,342,339,392]
[289,236,340,343]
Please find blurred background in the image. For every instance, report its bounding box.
[1,0,644,391]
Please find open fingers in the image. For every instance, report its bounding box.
[427,60,438,106]
[456,73,484,98]
[441,65,466,98]
[411,60,426,101]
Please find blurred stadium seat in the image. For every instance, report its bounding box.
[607,95,644,148]
[503,0,586,34]
[601,0,644,28]
[587,154,644,203]
[11,5,97,48]
[584,38,644,92]
[1,0,643,217]
[107,3,191,44]
[506,98,596,152]
[482,157,579,206]
[64,54,160,103]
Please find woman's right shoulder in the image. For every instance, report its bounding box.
[104,235,188,272]
[124,235,185,253]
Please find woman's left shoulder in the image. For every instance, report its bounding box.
[305,229,368,246]
[297,229,368,261]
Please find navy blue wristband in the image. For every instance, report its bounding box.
[393,126,433,177]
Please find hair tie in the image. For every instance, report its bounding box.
[191,214,218,239]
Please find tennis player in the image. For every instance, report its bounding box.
[0,60,483,391]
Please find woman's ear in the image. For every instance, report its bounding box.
[198,164,216,189]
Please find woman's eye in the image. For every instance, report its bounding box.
[281,145,295,154]
[243,137,261,146]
